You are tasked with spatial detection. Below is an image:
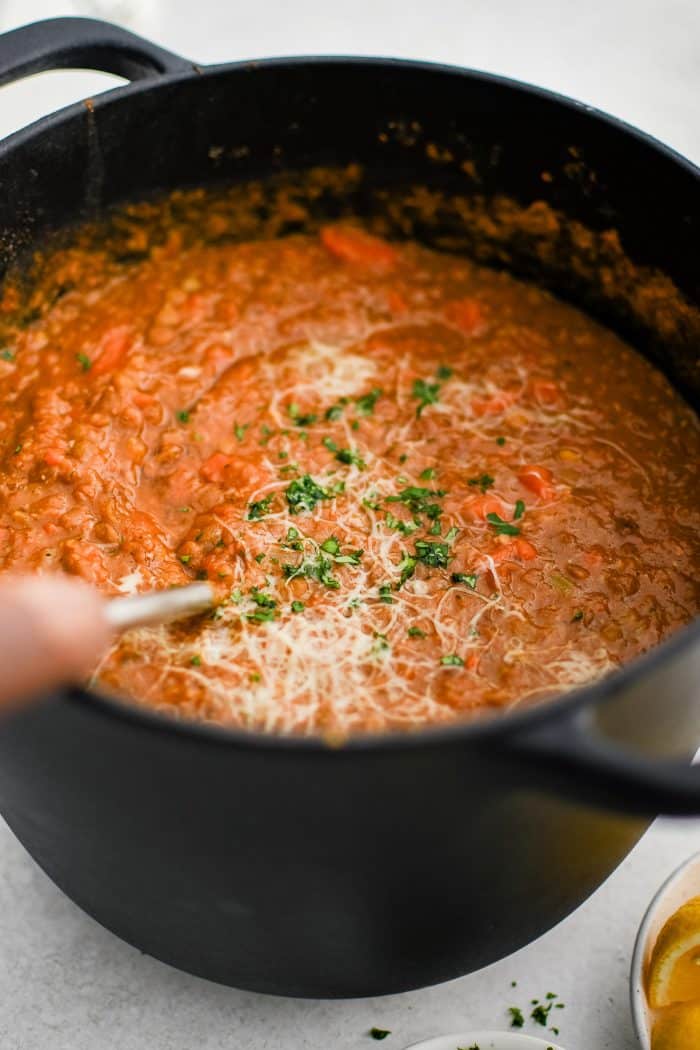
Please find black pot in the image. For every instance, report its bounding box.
[0,17,698,999]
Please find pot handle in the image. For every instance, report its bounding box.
[0,17,193,87]
[503,705,700,816]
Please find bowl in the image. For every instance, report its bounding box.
[406,1033,565,1050]
[630,850,700,1049]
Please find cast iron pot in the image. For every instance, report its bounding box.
[0,17,698,998]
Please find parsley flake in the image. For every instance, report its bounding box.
[451,572,477,588]
[414,539,450,568]
[247,495,274,520]
[76,351,92,371]
[486,512,520,536]
[285,475,336,514]
[355,387,382,416]
[412,377,440,416]
[440,653,464,667]
[467,473,495,493]
[509,1007,525,1028]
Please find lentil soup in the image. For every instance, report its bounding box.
[0,219,698,736]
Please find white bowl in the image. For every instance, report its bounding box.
[630,850,700,1049]
[405,1032,565,1050]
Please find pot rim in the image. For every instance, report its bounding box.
[1,44,698,752]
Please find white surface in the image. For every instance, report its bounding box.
[0,1,697,1048]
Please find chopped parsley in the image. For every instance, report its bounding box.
[445,526,459,543]
[287,403,318,427]
[291,600,305,613]
[436,364,453,380]
[496,435,506,446]
[246,588,278,622]
[508,1006,525,1028]
[371,633,390,656]
[451,572,477,588]
[384,512,420,536]
[412,376,441,416]
[440,653,464,667]
[355,387,382,416]
[378,583,395,604]
[513,499,526,520]
[467,472,495,493]
[234,422,249,441]
[325,403,344,421]
[419,467,436,480]
[407,626,426,638]
[386,486,445,518]
[322,437,366,469]
[179,554,192,564]
[254,552,266,563]
[284,536,362,590]
[247,495,274,520]
[571,609,584,622]
[369,1029,391,1041]
[397,553,417,587]
[190,654,202,667]
[0,349,15,361]
[175,409,190,423]
[76,351,92,371]
[285,474,339,514]
[414,539,450,569]
[486,512,520,536]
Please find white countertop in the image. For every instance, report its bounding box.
[0,1,697,1047]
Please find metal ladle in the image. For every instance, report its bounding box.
[104,582,215,631]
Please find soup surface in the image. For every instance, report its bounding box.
[0,223,698,736]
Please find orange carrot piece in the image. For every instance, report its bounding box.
[518,464,555,500]
[471,391,517,417]
[43,448,65,467]
[532,379,562,407]
[92,326,132,376]
[320,225,397,269]
[200,452,234,483]
[464,494,509,521]
[386,290,408,315]
[444,297,483,335]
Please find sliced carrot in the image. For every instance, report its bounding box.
[466,653,480,671]
[471,391,517,416]
[386,290,408,315]
[320,225,397,269]
[200,451,234,483]
[444,297,483,335]
[43,448,66,467]
[463,494,510,521]
[92,326,132,376]
[490,537,538,567]
[518,464,555,500]
[532,379,562,407]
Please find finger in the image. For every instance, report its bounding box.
[0,576,112,708]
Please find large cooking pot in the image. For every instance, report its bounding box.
[0,16,698,999]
